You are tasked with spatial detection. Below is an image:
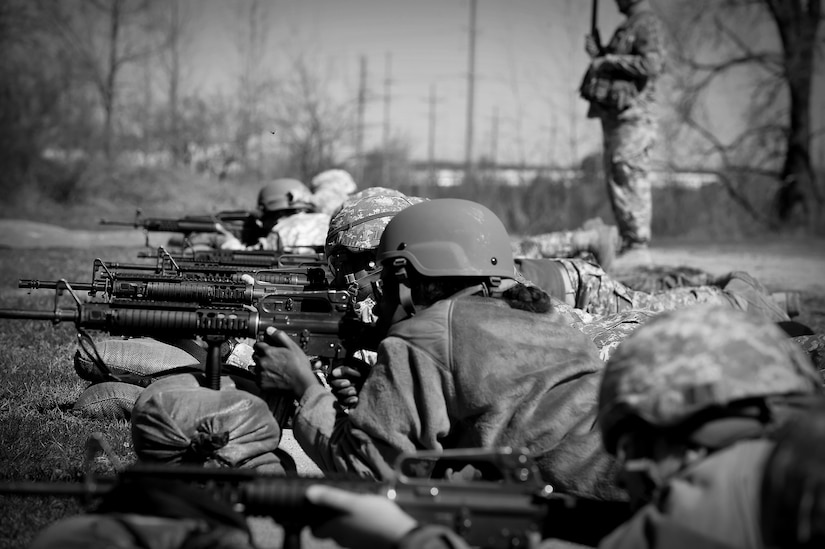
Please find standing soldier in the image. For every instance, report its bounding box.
[580,0,668,258]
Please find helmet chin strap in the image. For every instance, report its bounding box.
[345,268,382,302]
[392,257,504,319]
[390,259,417,318]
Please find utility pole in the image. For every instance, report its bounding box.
[356,55,367,183]
[489,106,499,168]
[382,52,392,186]
[464,0,477,184]
[427,83,441,186]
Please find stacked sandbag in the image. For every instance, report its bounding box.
[130,373,286,473]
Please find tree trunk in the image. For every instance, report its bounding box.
[103,0,122,163]
[767,0,822,224]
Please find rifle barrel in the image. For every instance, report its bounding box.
[19,279,97,292]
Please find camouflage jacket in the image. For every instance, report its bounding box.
[587,6,667,121]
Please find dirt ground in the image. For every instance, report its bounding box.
[2,219,822,289]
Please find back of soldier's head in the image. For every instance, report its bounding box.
[257,178,315,215]
[760,402,825,548]
[310,169,358,215]
[376,198,515,282]
[598,305,822,456]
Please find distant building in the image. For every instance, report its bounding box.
[409,161,719,189]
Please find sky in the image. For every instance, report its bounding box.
[187,0,629,167]
[180,0,825,170]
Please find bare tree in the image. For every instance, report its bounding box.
[232,0,275,174]
[667,0,823,228]
[269,55,357,182]
[38,0,165,161]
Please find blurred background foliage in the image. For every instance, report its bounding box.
[0,0,822,238]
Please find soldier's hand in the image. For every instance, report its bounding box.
[328,364,364,408]
[306,485,418,549]
[252,327,317,397]
[585,34,601,58]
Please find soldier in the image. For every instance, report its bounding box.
[253,199,628,509]
[513,217,620,271]
[516,255,791,322]
[297,306,824,549]
[220,177,330,255]
[595,305,823,548]
[309,168,358,215]
[323,188,425,408]
[580,0,668,257]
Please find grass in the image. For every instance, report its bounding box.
[0,246,343,549]
[0,246,138,548]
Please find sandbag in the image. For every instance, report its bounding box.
[73,382,144,419]
[131,373,284,472]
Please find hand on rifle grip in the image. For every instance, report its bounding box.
[305,484,419,549]
[585,31,602,58]
[328,361,368,409]
[252,327,317,397]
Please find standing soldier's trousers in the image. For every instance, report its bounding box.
[602,116,656,248]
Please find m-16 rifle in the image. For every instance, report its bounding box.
[19,257,327,306]
[136,248,327,269]
[93,251,331,287]
[100,208,257,248]
[0,280,371,423]
[0,445,629,549]
[19,276,308,306]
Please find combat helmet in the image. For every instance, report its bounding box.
[376,198,515,281]
[257,178,314,213]
[598,305,821,455]
[310,169,358,215]
[325,188,424,298]
[325,188,419,257]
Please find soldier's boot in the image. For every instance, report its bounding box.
[573,218,619,271]
[771,291,802,318]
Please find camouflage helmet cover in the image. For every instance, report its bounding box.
[325,188,423,256]
[310,169,357,194]
[598,306,821,454]
[310,169,358,215]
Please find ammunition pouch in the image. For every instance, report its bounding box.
[579,65,642,113]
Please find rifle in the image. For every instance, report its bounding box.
[93,252,330,287]
[19,255,328,306]
[589,0,603,55]
[136,248,327,269]
[100,209,257,247]
[19,276,309,306]
[0,443,628,549]
[0,280,367,423]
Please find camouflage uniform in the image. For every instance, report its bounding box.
[520,257,789,323]
[261,211,330,254]
[513,230,580,259]
[310,169,358,215]
[584,1,667,249]
[596,306,823,549]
